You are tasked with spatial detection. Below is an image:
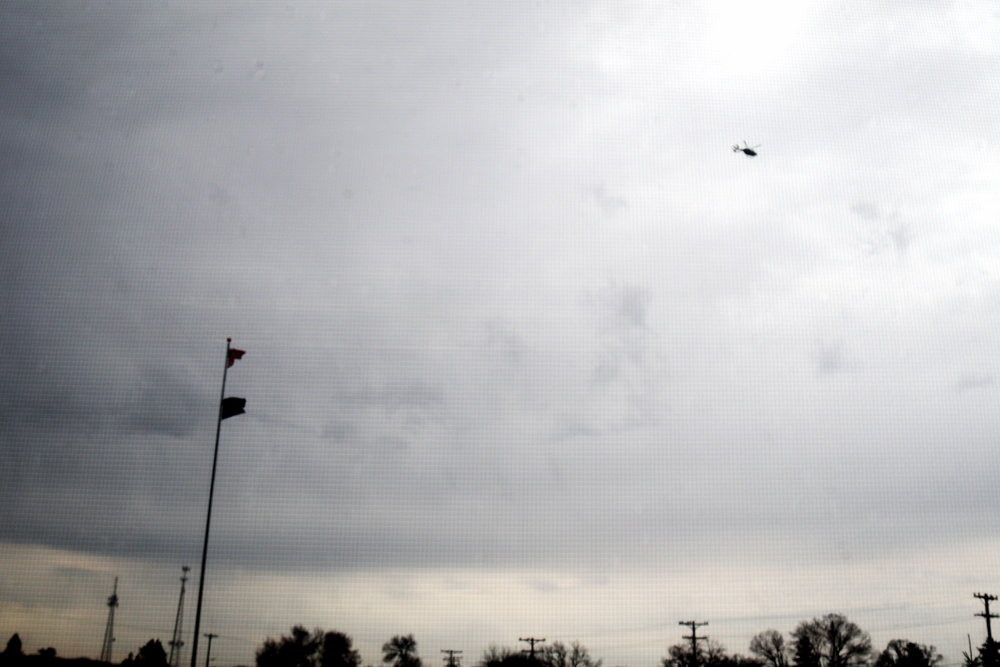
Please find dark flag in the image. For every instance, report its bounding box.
[227,348,246,367]
[220,397,246,420]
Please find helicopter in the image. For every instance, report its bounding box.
[732,140,761,157]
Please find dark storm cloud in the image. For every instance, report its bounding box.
[0,4,271,550]
[1,1,999,610]
[0,219,239,564]
[3,5,1000,666]
[125,365,215,438]
[0,3,231,138]
[0,3,111,121]
[484,321,530,364]
[0,420,210,563]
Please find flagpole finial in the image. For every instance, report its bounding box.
[227,337,232,342]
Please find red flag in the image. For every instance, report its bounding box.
[227,348,246,368]
[220,397,246,420]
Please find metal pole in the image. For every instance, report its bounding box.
[190,340,232,667]
[204,634,218,667]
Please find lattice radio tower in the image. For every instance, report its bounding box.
[99,577,119,663]
[169,566,192,667]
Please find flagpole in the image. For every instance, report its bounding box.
[190,338,232,667]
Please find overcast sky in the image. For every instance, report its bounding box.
[2,2,1000,666]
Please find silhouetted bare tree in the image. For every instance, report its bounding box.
[480,646,518,667]
[750,631,790,667]
[791,615,871,667]
[876,640,942,667]
[793,635,820,667]
[540,642,602,667]
[723,657,766,667]
[478,646,535,667]
[661,639,732,667]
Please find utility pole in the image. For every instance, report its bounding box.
[520,638,546,661]
[203,633,218,667]
[679,621,708,667]
[976,593,998,643]
[441,650,463,667]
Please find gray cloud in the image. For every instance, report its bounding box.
[812,340,847,376]
[954,373,994,393]
[587,185,628,216]
[3,2,1000,665]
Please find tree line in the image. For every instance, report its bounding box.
[2,612,997,667]
[252,629,603,667]
[249,613,999,667]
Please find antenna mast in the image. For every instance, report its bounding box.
[169,566,191,667]
[99,577,119,663]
